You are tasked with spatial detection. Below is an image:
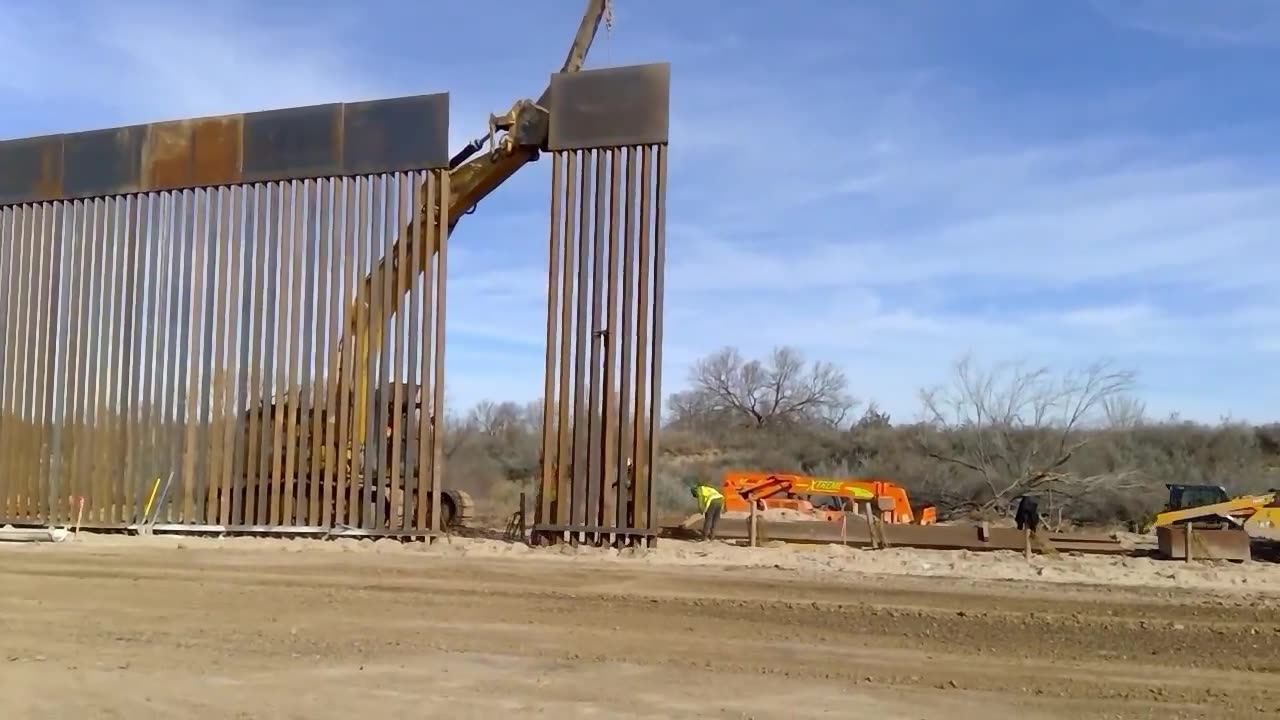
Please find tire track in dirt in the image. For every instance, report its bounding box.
[2,543,1278,718]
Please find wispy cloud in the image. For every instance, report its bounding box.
[1092,0,1280,47]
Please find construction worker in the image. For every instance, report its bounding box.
[690,481,724,541]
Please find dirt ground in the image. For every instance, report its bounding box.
[2,534,1279,719]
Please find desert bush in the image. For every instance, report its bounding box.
[443,348,1277,529]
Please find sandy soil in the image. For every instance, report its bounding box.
[2,533,1279,719]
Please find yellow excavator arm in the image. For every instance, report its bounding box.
[345,0,613,444]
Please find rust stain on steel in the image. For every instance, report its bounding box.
[0,136,65,206]
[142,116,246,192]
[142,121,195,191]
[190,115,243,187]
[0,94,448,206]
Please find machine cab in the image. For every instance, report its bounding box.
[1164,484,1230,513]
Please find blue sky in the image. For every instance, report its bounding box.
[2,0,1277,425]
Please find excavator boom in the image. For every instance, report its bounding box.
[343,0,612,441]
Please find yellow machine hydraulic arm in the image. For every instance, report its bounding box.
[340,0,613,454]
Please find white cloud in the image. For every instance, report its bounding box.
[1092,0,1280,47]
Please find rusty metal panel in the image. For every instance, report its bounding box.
[63,126,146,199]
[189,116,244,187]
[548,63,671,151]
[0,136,63,205]
[243,106,342,184]
[142,121,196,191]
[139,117,245,193]
[1,94,449,207]
[343,94,450,174]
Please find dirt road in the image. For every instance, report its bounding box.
[1,536,1278,719]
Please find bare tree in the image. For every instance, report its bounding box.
[917,354,1142,514]
[1103,394,1147,429]
[673,346,857,430]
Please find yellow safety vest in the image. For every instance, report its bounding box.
[695,485,723,513]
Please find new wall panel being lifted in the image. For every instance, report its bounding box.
[533,64,671,547]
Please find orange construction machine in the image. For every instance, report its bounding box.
[721,471,937,525]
